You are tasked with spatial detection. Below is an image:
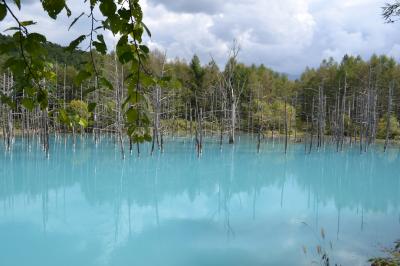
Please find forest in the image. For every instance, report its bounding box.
[0,0,400,159]
[1,30,400,157]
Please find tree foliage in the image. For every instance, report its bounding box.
[0,0,154,144]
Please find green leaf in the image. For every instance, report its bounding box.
[0,42,14,54]
[78,118,88,128]
[37,89,48,110]
[0,93,16,109]
[58,109,70,124]
[116,35,134,63]
[42,0,66,19]
[97,34,105,44]
[116,35,128,48]
[127,125,135,137]
[90,0,98,8]
[83,86,96,96]
[99,0,116,17]
[99,77,113,90]
[92,34,107,54]
[122,95,131,110]
[132,2,143,22]
[119,51,134,64]
[25,41,40,55]
[140,112,150,124]
[0,3,7,21]
[140,74,156,87]
[132,24,144,42]
[74,70,92,86]
[25,87,36,97]
[142,22,151,37]
[4,27,20,32]
[21,98,35,111]
[13,0,20,9]
[88,102,97,112]
[68,12,85,30]
[4,57,25,77]
[103,14,121,34]
[126,107,138,123]
[24,33,46,56]
[20,20,36,26]
[27,33,46,43]
[66,35,86,52]
[161,76,172,82]
[117,8,130,20]
[139,44,149,54]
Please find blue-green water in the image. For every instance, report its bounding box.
[0,136,399,266]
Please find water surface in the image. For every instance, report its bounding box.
[1,135,399,266]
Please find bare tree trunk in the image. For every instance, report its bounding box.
[309,97,314,154]
[151,86,161,155]
[304,115,308,153]
[219,109,224,149]
[284,98,288,154]
[229,93,236,144]
[340,75,347,151]
[384,81,393,152]
[189,105,193,137]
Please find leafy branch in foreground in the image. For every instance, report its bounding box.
[0,1,55,111]
[0,0,157,156]
[383,1,400,23]
[65,0,155,150]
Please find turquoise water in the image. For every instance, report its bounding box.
[0,135,399,266]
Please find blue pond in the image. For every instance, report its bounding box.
[0,135,399,266]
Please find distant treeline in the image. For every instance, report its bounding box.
[1,32,399,155]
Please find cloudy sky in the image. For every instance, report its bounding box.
[2,0,400,76]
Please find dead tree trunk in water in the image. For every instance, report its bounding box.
[2,71,14,151]
[195,108,203,157]
[42,109,50,157]
[150,51,166,154]
[293,93,298,141]
[219,107,224,149]
[317,86,325,149]
[189,105,193,137]
[384,81,393,152]
[335,88,340,152]
[257,114,262,154]
[284,98,288,154]
[309,97,315,154]
[340,75,347,151]
[151,86,161,155]
[218,75,226,149]
[93,77,99,144]
[228,95,236,144]
[257,89,263,153]
[304,115,309,153]
[224,41,242,145]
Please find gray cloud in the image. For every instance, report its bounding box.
[18,0,37,5]
[144,0,400,75]
[146,0,225,14]
[1,0,400,76]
